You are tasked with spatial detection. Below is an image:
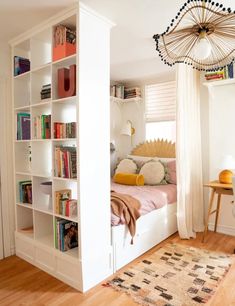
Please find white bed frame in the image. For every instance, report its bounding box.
[111,139,178,272]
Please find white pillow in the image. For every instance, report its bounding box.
[139,161,165,185]
[115,158,137,174]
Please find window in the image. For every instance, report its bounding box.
[145,81,176,142]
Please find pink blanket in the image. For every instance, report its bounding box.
[111,182,177,226]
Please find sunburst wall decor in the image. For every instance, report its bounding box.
[153,0,235,71]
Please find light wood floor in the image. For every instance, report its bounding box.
[0,231,235,306]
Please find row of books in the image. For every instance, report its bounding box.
[124,87,141,99]
[54,218,78,252]
[19,180,32,204]
[110,84,141,99]
[41,84,51,100]
[55,189,77,218]
[205,63,234,81]
[17,113,30,140]
[54,122,76,139]
[54,146,77,178]
[33,115,51,139]
[14,56,30,76]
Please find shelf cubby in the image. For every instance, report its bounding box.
[33,176,52,213]
[34,211,54,247]
[52,57,76,101]
[31,103,51,140]
[15,173,32,204]
[15,142,32,173]
[31,141,52,177]
[54,216,78,257]
[30,29,52,70]
[14,72,30,108]
[31,65,52,105]
[16,205,34,239]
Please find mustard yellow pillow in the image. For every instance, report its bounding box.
[113,172,144,186]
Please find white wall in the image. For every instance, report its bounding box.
[201,81,235,236]
[0,42,15,256]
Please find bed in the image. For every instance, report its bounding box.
[111,139,178,272]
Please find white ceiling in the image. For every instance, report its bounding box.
[1,0,235,82]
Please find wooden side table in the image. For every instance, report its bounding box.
[202,180,233,242]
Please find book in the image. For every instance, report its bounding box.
[17,113,30,140]
[19,180,32,204]
[55,189,71,214]
[54,146,77,178]
[55,218,78,252]
[14,56,30,76]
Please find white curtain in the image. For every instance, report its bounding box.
[176,64,204,239]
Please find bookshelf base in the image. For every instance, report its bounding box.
[15,231,82,291]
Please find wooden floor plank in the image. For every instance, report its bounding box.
[0,231,234,306]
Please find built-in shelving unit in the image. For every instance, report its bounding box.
[203,78,235,87]
[11,3,113,292]
[110,96,142,104]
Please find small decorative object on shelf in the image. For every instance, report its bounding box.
[19,180,32,204]
[54,146,77,178]
[33,114,51,139]
[17,113,31,140]
[40,181,52,196]
[55,218,78,251]
[205,63,234,81]
[54,122,76,139]
[53,25,76,61]
[14,56,30,76]
[58,64,76,98]
[110,84,141,99]
[40,84,51,100]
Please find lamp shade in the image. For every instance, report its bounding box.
[220,155,235,170]
[121,120,135,136]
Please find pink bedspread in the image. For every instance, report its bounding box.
[111,182,177,226]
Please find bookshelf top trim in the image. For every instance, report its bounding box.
[203,78,235,88]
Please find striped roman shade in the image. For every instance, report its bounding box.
[145,81,176,122]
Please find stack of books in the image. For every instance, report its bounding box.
[205,63,234,81]
[19,180,32,204]
[40,84,51,100]
[54,146,77,179]
[54,122,76,139]
[110,85,141,99]
[55,189,77,218]
[55,219,78,252]
[110,84,125,99]
[17,113,31,140]
[33,114,51,139]
[14,56,30,76]
[124,87,141,99]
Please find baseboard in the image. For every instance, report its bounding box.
[208,223,235,236]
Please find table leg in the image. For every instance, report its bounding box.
[214,193,221,232]
[202,188,215,243]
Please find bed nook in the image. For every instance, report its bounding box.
[111,139,177,272]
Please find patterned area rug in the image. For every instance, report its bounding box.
[109,243,234,306]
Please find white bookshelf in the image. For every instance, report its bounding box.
[203,78,235,87]
[11,3,113,292]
